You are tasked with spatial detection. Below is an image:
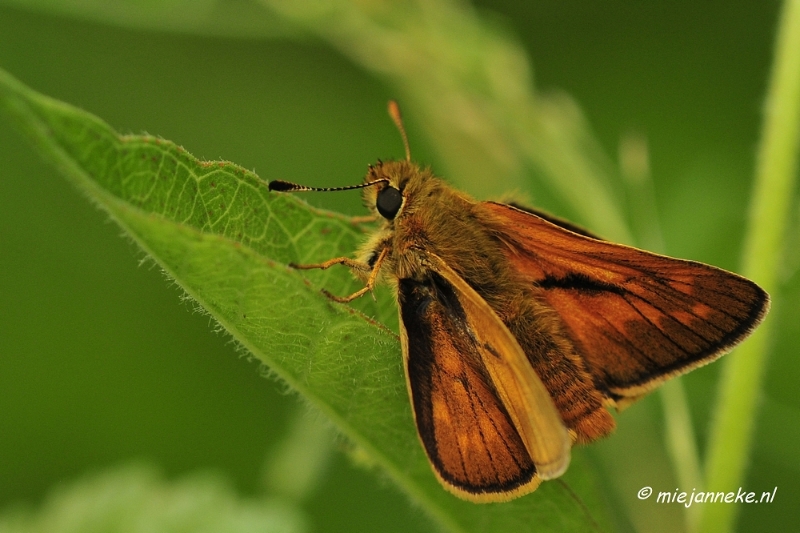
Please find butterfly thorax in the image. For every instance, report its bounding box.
[362,161,514,304]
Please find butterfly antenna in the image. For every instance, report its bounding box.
[388,100,411,162]
[268,178,389,193]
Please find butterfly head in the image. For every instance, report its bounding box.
[363,159,441,222]
[268,101,439,223]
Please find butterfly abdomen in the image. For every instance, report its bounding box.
[506,296,617,444]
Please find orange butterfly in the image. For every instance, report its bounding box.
[269,102,769,502]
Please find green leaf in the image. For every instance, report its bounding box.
[0,67,613,532]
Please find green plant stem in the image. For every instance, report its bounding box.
[660,379,703,532]
[262,407,334,501]
[620,132,702,532]
[699,1,800,532]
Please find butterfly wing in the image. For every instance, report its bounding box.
[398,256,570,502]
[481,202,769,404]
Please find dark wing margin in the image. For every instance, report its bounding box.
[482,202,770,400]
[398,273,540,501]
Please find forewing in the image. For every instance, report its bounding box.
[398,261,570,502]
[482,202,770,400]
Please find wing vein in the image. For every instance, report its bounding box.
[625,285,723,346]
[435,364,471,485]
[463,375,501,486]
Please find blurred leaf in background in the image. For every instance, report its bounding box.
[0,464,307,533]
[0,1,798,533]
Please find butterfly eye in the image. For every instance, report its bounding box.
[376,186,403,220]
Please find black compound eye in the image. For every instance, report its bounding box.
[376,186,403,220]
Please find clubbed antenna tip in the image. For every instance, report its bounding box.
[388,100,411,162]
[268,180,305,192]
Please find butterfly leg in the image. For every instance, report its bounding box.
[349,214,379,225]
[290,257,370,273]
[291,247,389,303]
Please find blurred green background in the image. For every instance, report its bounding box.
[0,1,798,532]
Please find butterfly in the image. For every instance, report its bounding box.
[268,102,769,502]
